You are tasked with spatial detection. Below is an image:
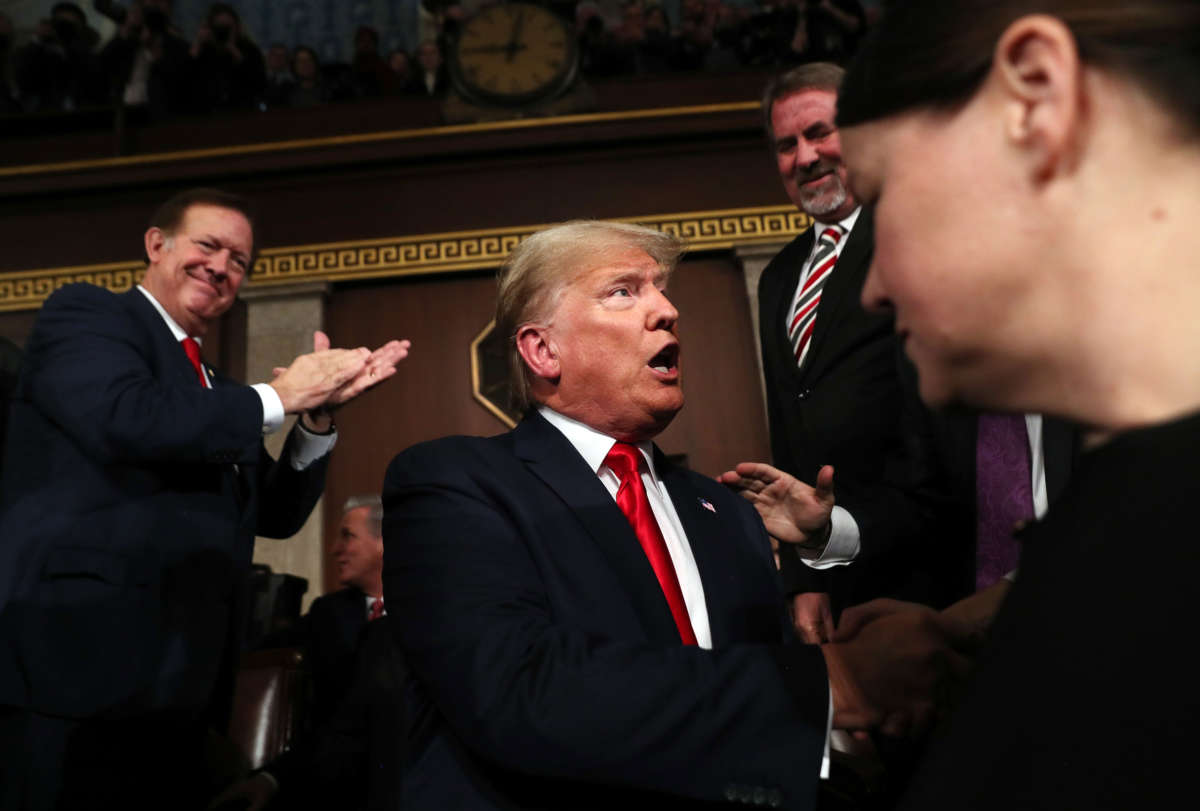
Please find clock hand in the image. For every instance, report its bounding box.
[459,44,514,54]
[506,8,526,63]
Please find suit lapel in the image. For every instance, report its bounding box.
[123,288,209,390]
[799,208,873,380]
[1042,417,1078,503]
[512,413,683,644]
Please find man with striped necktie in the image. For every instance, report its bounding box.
[749,63,932,641]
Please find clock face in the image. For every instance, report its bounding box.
[449,3,578,105]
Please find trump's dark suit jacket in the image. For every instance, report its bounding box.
[759,209,931,611]
[382,411,830,809]
[0,283,327,722]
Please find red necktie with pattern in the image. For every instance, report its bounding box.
[368,596,385,621]
[604,441,697,645]
[788,224,846,366]
[180,337,208,388]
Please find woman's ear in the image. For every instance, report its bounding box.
[992,14,1084,180]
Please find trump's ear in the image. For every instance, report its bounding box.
[515,323,560,382]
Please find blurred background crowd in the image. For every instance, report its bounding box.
[0,0,879,123]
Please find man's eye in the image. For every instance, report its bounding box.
[611,288,631,297]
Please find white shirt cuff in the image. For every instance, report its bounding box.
[288,419,337,471]
[804,506,861,569]
[252,383,285,434]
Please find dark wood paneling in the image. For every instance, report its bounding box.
[321,271,504,592]
[319,252,768,593]
[0,311,38,349]
[656,253,770,477]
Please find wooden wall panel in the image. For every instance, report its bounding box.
[318,252,769,595]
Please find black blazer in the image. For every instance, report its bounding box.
[382,411,830,809]
[899,412,1200,809]
[303,586,370,728]
[759,210,931,610]
[0,284,327,721]
[911,404,1079,607]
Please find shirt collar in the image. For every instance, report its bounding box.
[813,206,861,241]
[538,406,658,480]
[137,284,200,344]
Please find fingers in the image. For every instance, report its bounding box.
[820,607,835,643]
[313,329,331,352]
[814,464,836,501]
[795,622,824,644]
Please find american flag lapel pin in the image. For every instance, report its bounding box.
[698,498,716,514]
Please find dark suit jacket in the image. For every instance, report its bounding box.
[899,411,1200,810]
[303,586,370,728]
[382,411,829,809]
[269,616,409,811]
[0,284,327,722]
[759,210,930,611]
[910,405,1079,607]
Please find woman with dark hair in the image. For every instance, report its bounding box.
[832,1,1200,808]
[288,45,329,108]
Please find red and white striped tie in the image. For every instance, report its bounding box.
[787,224,845,367]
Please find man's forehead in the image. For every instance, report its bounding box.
[179,204,254,246]
[774,88,838,124]
[575,247,666,282]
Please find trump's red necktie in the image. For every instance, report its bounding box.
[604,442,697,645]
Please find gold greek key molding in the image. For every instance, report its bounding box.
[0,262,146,312]
[0,205,809,312]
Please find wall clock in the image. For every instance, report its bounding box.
[448,3,579,107]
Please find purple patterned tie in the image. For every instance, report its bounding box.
[975,414,1034,590]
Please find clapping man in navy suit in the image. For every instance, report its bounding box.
[0,188,409,811]
[380,220,965,809]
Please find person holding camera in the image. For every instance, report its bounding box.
[14,2,105,112]
[189,3,265,113]
[98,0,191,120]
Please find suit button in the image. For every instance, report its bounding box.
[798,389,811,400]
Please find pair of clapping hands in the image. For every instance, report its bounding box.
[268,331,411,432]
[719,462,983,738]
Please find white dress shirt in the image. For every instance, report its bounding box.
[539,405,713,649]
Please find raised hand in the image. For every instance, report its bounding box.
[718,462,835,547]
[269,331,411,420]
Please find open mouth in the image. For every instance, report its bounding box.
[648,344,680,374]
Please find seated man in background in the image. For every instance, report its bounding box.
[302,494,388,728]
[217,494,402,811]
[380,220,967,809]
